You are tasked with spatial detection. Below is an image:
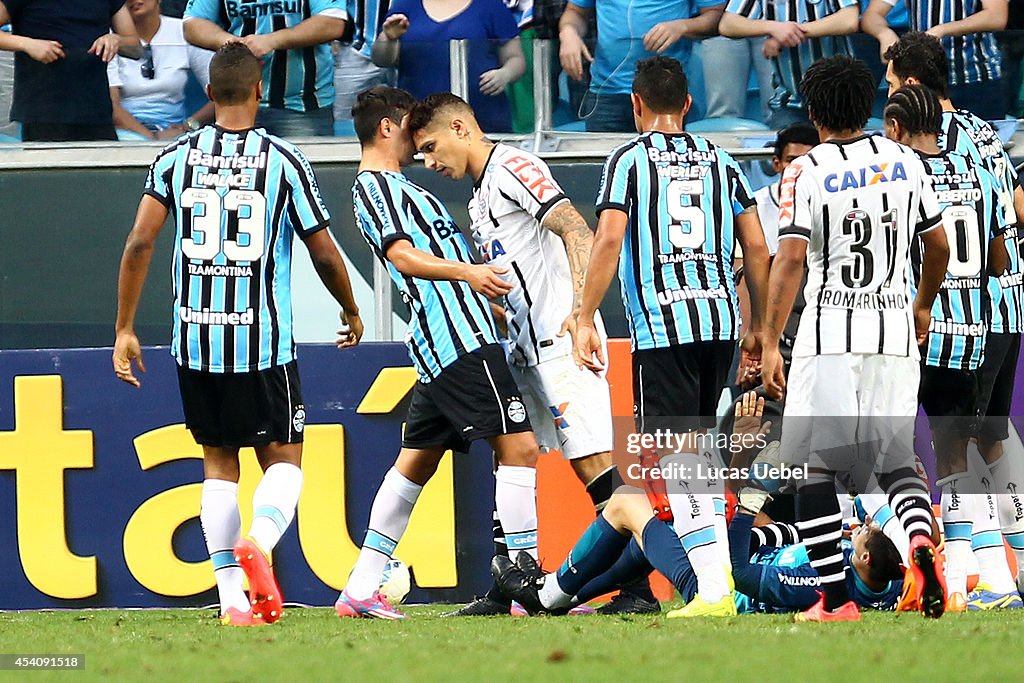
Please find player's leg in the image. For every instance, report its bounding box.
[967,489,1024,609]
[976,332,1024,591]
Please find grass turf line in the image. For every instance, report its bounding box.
[1,606,1022,683]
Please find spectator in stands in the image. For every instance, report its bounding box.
[701,33,772,122]
[533,0,595,124]
[557,0,723,132]
[863,0,1009,120]
[334,0,396,126]
[183,0,347,136]
[108,0,214,140]
[0,1,142,142]
[720,0,859,128]
[372,0,525,133]
[997,0,1023,117]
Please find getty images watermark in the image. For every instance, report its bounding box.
[623,430,808,484]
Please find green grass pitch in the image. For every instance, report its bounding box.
[2,605,1022,682]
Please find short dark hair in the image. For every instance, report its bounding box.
[884,31,949,99]
[406,92,473,137]
[865,529,905,585]
[632,56,688,114]
[800,56,875,133]
[351,86,417,144]
[884,84,942,137]
[208,43,261,105]
[773,122,819,159]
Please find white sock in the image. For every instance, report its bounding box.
[200,479,249,614]
[939,472,974,597]
[538,574,573,610]
[663,452,729,602]
[495,465,538,563]
[346,467,422,600]
[986,453,1024,578]
[248,462,303,554]
[971,492,1017,593]
[699,447,732,573]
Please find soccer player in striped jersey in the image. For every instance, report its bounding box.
[883,84,1022,611]
[882,31,1024,596]
[719,0,859,128]
[113,44,363,626]
[183,0,347,136]
[576,56,773,618]
[864,0,1009,120]
[337,85,544,619]
[407,93,657,616]
[761,55,951,621]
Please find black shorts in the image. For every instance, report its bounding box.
[177,361,304,448]
[402,344,533,451]
[633,340,734,433]
[977,332,1021,442]
[918,364,979,439]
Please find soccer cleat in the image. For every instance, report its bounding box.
[793,596,861,622]
[896,564,919,612]
[966,584,1024,611]
[945,592,967,613]
[440,596,509,618]
[491,556,546,615]
[596,592,661,615]
[233,537,283,623]
[334,590,406,619]
[219,607,266,627]
[908,535,946,619]
[666,593,737,618]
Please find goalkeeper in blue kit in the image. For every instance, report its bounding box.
[493,393,904,614]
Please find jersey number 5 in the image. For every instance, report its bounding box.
[666,180,707,250]
[180,188,268,262]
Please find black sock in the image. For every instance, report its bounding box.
[750,522,801,554]
[879,467,934,541]
[585,465,624,513]
[796,480,849,611]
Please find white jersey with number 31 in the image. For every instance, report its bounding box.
[777,135,942,358]
[469,143,573,367]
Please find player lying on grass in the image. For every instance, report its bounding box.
[493,393,905,614]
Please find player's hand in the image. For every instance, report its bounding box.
[877,29,899,62]
[760,347,786,400]
[768,21,806,48]
[464,264,513,298]
[113,331,146,387]
[556,311,578,347]
[914,304,932,347]
[559,29,593,82]
[762,37,782,59]
[336,310,363,349]
[733,390,772,442]
[88,33,121,63]
[736,331,763,389]
[382,14,410,41]
[479,68,513,96]
[241,33,278,59]
[23,38,65,64]
[573,316,605,374]
[642,20,689,54]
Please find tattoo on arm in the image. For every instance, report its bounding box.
[544,202,594,311]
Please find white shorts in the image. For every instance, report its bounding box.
[511,353,614,460]
[782,353,920,480]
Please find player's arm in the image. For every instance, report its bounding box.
[304,229,364,348]
[760,237,805,399]
[575,208,626,373]
[384,240,513,298]
[542,201,594,336]
[989,233,1009,276]
[559,3,594,81]
[643,5,724,55]
[914,225,951,346]
[114,195,169,387]
[719,7,806,47]
[240,11,347,59]
[735,206,770,384]
[0,3,67,61]
[800,5,859,39]
[926,0,1007,40]
[861,0,899,62]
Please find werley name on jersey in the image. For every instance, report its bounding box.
[187,148,267,170]
[824,162,907,192]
